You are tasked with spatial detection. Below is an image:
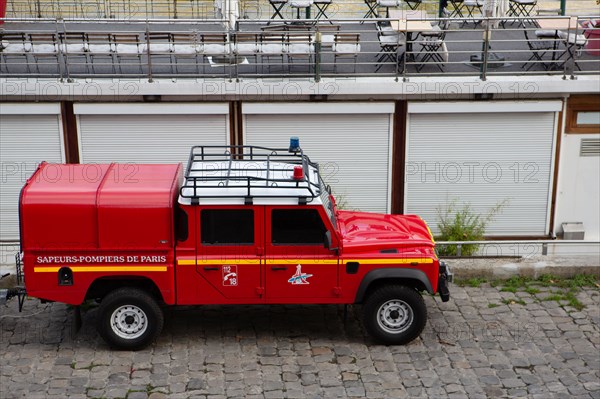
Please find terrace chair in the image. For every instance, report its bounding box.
[314,24,341,50]
[416,21,448,72]
[333,33,361,73]
[363,0,379,19]
[522,29,553,71]
[86,32,115,74]
[201,33,229,74]
[377,0,402,18]
[144,32,174,74]
[233,33,260,73]
[535,29,558,38]
[0,32,31,74]
[462,0,483,26]
[557,30,587,71]
[375,28,403,72]
[261,24,289,32]
[404,0,422,10]
[313,0,333,23]
[171,32,202,74]
[112,33,144,74]
[268,0,289,24]
[533,29,560,68]
[290,0,313,20]
[259,33,287,72]
[287,33,314,72]
[376,20,398,37]
[447,0,465,18]
[59,32,88,76]
[507,0,537,26]
[286,23,314,32]
[29,33,61,75]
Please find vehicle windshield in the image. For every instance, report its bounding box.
[319,177,336,228]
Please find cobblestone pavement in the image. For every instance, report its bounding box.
[1,285,599,399]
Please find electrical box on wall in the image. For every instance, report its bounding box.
[562,222,585,240]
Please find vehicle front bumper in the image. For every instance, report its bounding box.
[438,261,453,302]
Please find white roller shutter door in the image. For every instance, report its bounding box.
[406,101,561,236]
[0,104,64,241]
[76,103,230,167]
[243,103,394,213]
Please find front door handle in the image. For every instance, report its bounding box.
[203,266,219,271]
[271,266,288,271]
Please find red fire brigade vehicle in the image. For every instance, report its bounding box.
[6,138,451,350]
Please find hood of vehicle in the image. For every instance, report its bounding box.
[337,210,435,253]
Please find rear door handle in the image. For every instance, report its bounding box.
[204,266,219,271]
[271,266,288,271]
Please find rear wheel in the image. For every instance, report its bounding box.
[96,288,164,350]
[363,285,427,345]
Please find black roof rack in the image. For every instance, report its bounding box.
[179,145,324,204]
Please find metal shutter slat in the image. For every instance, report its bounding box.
[244,113,391,213]
[78,114,229,166]
[406,112,555,236]
[0,115,63,240]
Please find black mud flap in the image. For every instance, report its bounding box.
[438,261,452,302]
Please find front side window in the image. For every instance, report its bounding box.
[271,209,326,245]
[201,209,254,245]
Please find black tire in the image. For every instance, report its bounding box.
[96,288,164,350]
[363,285,427,345]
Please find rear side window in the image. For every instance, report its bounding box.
[271,209,326,245]
[175,207,189,242]
[201,209,254,245]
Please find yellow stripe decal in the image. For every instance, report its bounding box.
[266,259,338,264]
[344,258,434,265]
[195,259,261,265]
[34,266,168,273]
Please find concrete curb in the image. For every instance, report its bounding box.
[447,256,600,280]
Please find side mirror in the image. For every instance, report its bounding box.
[324,231,339,255]
[324,231,332,249]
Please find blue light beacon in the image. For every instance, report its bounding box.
[289,136,301,153]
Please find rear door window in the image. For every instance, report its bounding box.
[201,209,254,245]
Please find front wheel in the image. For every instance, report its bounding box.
[96,288,164,350]
[363,285,427,345]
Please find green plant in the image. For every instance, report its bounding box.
[488,303,499,308]
[563,291,585,311]
[464,277,487,287]
[537,274,559,286]
[542,290,585,311]
[333,192,351,210]
[435,199,508,256]
[568,274,598,289]
[322,181,353,211]
[483,274,597,311]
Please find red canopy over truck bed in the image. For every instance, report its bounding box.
[20,163,182,250]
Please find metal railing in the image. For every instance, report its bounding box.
[5,0,456,19]
[436,239,600,257]
[1,15,598,81]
